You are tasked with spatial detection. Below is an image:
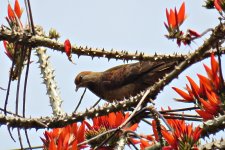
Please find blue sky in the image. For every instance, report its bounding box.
[0,0,223,149]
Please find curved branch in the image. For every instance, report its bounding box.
[1,26,225,62]
[0,23,225,130]
[0,27,185,61]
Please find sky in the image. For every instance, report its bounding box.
[0,0,224,149]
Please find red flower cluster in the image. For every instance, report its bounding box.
[41,122,86,150]
[159,119,202,150]
[164,2,200,46]
[41,111,139,149]
[2,0,33,80]
[173,54,224,120]
[3,0,23,61]
[84,111,138,149]
[6,0,23,28]
[164,2,186,33]
[7,0,23,21]
[3,0,25,61]
[140,119,202,150]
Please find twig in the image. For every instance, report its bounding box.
[14,45,26,150]
[124,130,142,139]
[22,47,32,117]
[23,1,35,148]
[17,129,23,150]
[4,44,17,143]
[142,118,152,126]
[22,47,33,150]
[161,116,202,121]
[159,106,199,113]
[8,126,16,142]
[150,107,173,132]
[77,128,118,147]
[24,0,35,35]
[148,107,164,148]
[0,108,22,117]
[15,45,26,115]
[74,88,86,113]
[24,130,32,150]
[162,112,202,118]
[4,50,17,115]
[127,138,139,150]
[0,86,6,90]
[146,114,203,121]
[90,98,102,109]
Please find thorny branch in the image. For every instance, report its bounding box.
[0,23,225,130]
[1,1,225,148]
[1,26,225,62]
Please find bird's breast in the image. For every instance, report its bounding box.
[89,83,137,102]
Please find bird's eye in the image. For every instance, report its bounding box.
[79,75,83,81]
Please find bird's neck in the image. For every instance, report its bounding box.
[88,83,103,99]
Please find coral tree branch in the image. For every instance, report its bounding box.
[36,47,64,116]
[0,23,225,131]
[0,26,191,62]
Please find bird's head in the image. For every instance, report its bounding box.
[75,71,100,91]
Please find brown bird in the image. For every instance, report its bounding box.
[75,60,179,102]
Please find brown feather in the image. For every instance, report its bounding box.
[75,60,179,102]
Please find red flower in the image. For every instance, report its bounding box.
[7,0,23,21]
[187,29,201,38]
[214,0,224,12]
[173,53,223,121]
[3,41,13,60]
[186,76,201,98]
[196,109,214,121]
[153,119,202,150]
[8,3,15,21]
[14,0,23,19]
[64,39,72,57]
[6,0,23,29]
[165,2,186,32]
[140,139,154,150]
[85,111,138,148]
[172,87,194,102]
[86,111,138,131]
[64,39,74,63]
[164,2,201,46]
[41,122,86,150]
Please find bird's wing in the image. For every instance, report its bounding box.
[101,61,177,89]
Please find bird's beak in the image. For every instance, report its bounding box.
[75,85,79,92]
